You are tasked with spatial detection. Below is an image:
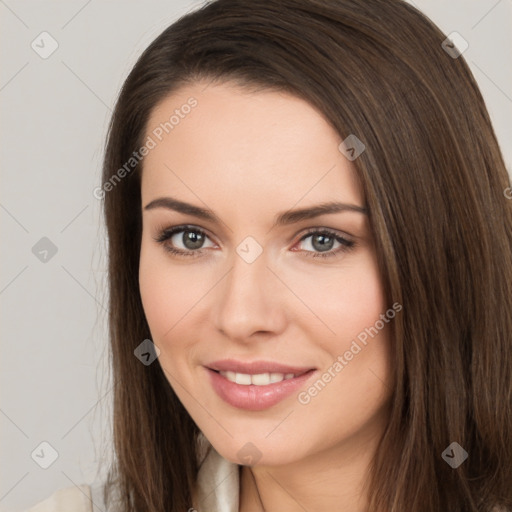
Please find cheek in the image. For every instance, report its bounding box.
[139,249,168,335]
[139,242,188,343]
[139,238,198,335]
[138,240,216,381]
[291,253,387,344]
[339,268,386,339]
[291,262,392,448]
[139,247,194,393]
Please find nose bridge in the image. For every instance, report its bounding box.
[213,243,286,340]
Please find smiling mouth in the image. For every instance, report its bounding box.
[206,366,317,411]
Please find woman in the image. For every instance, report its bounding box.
[26,0,512,510]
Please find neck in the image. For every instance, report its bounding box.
[239,417,386,512]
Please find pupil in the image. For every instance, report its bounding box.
[313,234,333,252]
[184,230,204,249]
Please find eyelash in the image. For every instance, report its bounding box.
[153,224,356,260]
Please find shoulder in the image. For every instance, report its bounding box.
[24,484,93,512]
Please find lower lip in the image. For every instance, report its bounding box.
[206,367,316,411]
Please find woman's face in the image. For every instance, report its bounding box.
[139,81,394,467]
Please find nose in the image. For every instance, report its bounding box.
[212,246,287,343]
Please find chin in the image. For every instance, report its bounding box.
[206,432,305,467]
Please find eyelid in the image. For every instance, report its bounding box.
[297,226,355,243]
[293,227,356,259]
[154,224,216,243]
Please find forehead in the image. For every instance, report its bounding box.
[141,81,363,209]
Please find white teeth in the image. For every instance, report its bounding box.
[252,373,272,385]
[235,372,252,385]
[270,372,285,383]
[219,371,297,386]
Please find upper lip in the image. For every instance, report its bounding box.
[206,359,315,375]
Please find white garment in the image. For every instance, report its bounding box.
[23,436,240,512]
[194,436,240,512]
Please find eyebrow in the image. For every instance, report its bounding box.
[143,196,367,227]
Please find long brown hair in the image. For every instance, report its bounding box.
[99,0,512,510]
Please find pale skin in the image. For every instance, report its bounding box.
[138,81,394,511]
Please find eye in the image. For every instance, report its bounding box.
[153,225,216,258]
[294,228,356,259]
[154,225,356,260]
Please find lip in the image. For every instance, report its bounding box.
[205,359,317,411]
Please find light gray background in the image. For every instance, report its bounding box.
[1,1,511,510]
